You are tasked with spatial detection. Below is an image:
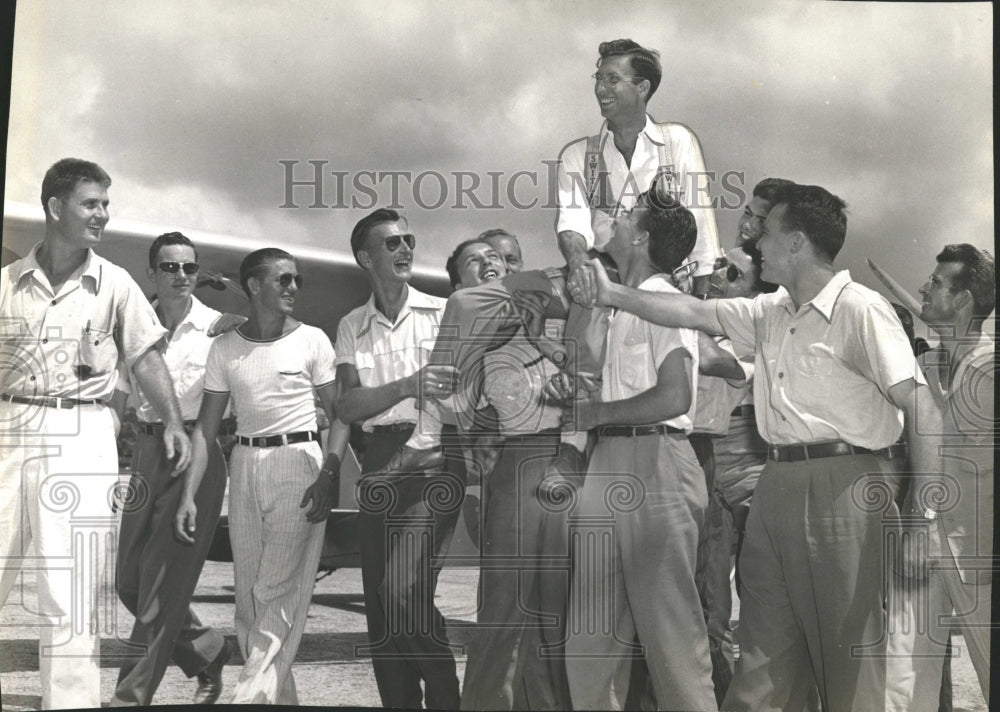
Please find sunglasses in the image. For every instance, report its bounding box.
[158,261,200,275]
[276,273,304,289]
[383,233,416,252]
[713,257,743,283]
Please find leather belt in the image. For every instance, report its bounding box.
[138,420,198,436]
[876,441,908,461]
[768,439,909,463]
[598,424,684,438]
[1,393,104,409]
[768,440,871,462]
[236,431,319,448]
[372,422,415,433]
[730,404,755,418]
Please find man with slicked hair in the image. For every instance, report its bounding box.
[886,244,994,711]
[176,247,348,704]
[335,209,465,710]
[587,183,944,712]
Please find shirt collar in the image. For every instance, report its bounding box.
[18,243,102,291]
[776,270,852,322]
[362,284,442,329]
[151,295,218,333]
[599,114,662,146]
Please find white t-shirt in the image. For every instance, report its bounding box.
[204,323,336,437]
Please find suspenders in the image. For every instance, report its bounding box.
[584,123,684,217]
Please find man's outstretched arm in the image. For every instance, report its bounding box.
[590,258,725,335]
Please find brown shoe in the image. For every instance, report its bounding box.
[193,641,230,704]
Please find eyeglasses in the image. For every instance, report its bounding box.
[276,273,304,289]
[158,261,200,275]
[592,72,641,87]
[713,257,743,283]
[383,233,416,252]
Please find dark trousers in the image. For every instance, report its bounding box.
[358,425,465,709]
[461,431,573,711]
[111,432,227,706]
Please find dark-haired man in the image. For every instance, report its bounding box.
[0,158,190,708]
[111,232,244,706]
[177,247,347,704]
[587,183,943,712]
[563,192,716,710]
[557,39,721,306]
[446,238,574,711]
[735,178,795,245]
[335,209,464,710]
[886,244,993,711]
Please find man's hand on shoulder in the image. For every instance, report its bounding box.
[208,313,247,337]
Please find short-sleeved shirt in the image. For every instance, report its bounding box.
[714,270,925,448]
[602,275,700,432]
[0,244,166,400]
[556,115,721,277]
[123,296,222,422]
[482,322,564,437]
[692,335,752,436]
[204,322,335,437]
[334,285,445,432]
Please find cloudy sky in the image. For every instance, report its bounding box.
[4,1,993,308]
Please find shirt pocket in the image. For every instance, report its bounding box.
[617,340,654,393]
[78,325,118,379]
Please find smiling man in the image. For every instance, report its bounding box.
[0,158,190,709]
[335,208,465,710]
[587,183,944,712]
[111,232,244,706]
[556,39,721,304]
[176,247,347,704]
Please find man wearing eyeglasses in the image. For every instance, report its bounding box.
[335,208,465,710]
[110,232,245,706]
[0,158,191,709]
[556,38,721,305]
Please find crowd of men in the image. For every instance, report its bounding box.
[0,38,993,712]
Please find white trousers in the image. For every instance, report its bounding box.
[0,400,119,710]
[227,441,326,705]
[885,525,991,711]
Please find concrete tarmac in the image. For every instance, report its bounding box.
[0,558,989,709]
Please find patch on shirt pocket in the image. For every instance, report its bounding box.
[794,347,835,377]
[618,341,653,391]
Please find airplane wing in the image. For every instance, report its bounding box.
[2,201,449,344]
[3,202,483,569]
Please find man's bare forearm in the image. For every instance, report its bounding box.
[132,348,183,426]
[558,230,589,265]
[604,282,723,334]
[338,378,413,424]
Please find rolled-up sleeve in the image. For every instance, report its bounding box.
[115,276,167,368]
[555,138,596,248]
